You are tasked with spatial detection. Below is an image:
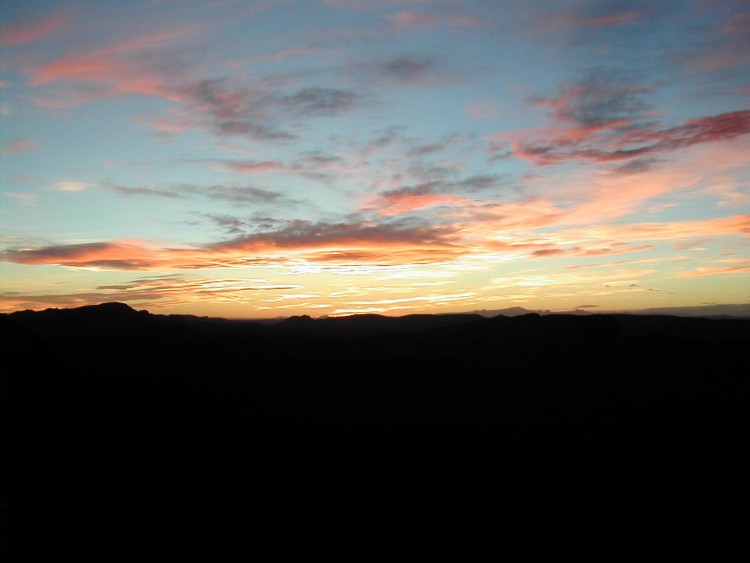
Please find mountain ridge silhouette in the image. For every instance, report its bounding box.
[3,301,749,561]
[6,301,750,344]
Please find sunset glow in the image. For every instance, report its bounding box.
[2,0,748,317]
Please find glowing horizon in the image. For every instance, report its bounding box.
[1,1,749,318]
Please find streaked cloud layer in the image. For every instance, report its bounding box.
[1,0,748,317]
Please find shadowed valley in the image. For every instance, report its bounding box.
[3,303,749,561]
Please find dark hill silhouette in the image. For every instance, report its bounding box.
[466,305,550,317]
[3,303,749,561]
[7,301,274,347]
[280,311,484,337]
[8,301,149,341]
[10,302,747,343]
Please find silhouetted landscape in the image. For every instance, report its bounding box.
[3,302,749,561]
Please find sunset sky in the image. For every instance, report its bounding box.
[1,0,749,318]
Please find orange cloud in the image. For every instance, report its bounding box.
[2,241,165,270]
[606,214,750,241]
[375,193,472,216]
[676,263,750,278]
[225,160,288,174]
[0,275,307,313]
[0,221,464,271]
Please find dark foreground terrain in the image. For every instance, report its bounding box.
[2,303,749,561]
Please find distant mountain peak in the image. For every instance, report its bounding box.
[66,302,143,317]
[88,301,136,311]
[467,306,550,318]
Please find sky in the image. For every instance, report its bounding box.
[1,0,749,318]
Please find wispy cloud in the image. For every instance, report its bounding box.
[195,212,284,237]
[509,110,750,166]
[466,99,499,120]
[493,69,750,166]
[678,3,750,71]
[4,1,748,316]
[676,263,750,278]
[0,274,306,312]
[0,218,462,271]
[373,55,441,86]
[0,10,65,47]
[5,193,38,205]
[4,211,747,274]
[110,182,299,206]
[52,181,91,192]
[542,2,651,31]
[23,27,361,143]
[26,28,198,103]
[527,68,655,130]
[384,11,438,28]
[205,185,293,206]
[367,174,507,216]
[1,241,161,270]
[174,79,362,141]
[3,138,37,155]
[95,276,304,297]
[112,185,184,199]
[324,0,434,10]
[281,86,361,115]
[220,152,360,182]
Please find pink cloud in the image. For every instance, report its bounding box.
[501,110,750,166]
[543,9,644,31]
[385,11,438,27]
[167,80,359,142]
[270,45,317,62]
[683,8,750,71]
[143,112,192,134]
[2,138,37,155]
[466,100,499,120]
[505,142,748,234]
[447,174,750,262]
[0,11,64,47]
[325,0,432,10]
[527,78,655,127]
[222,154,362,180]
[25,28,198,105]
[28,95,81,110]
[642,111,750,149]
[225,160,287,174]
[555,168,697,226]
[687,51,750,72]
[488,71,674,165]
